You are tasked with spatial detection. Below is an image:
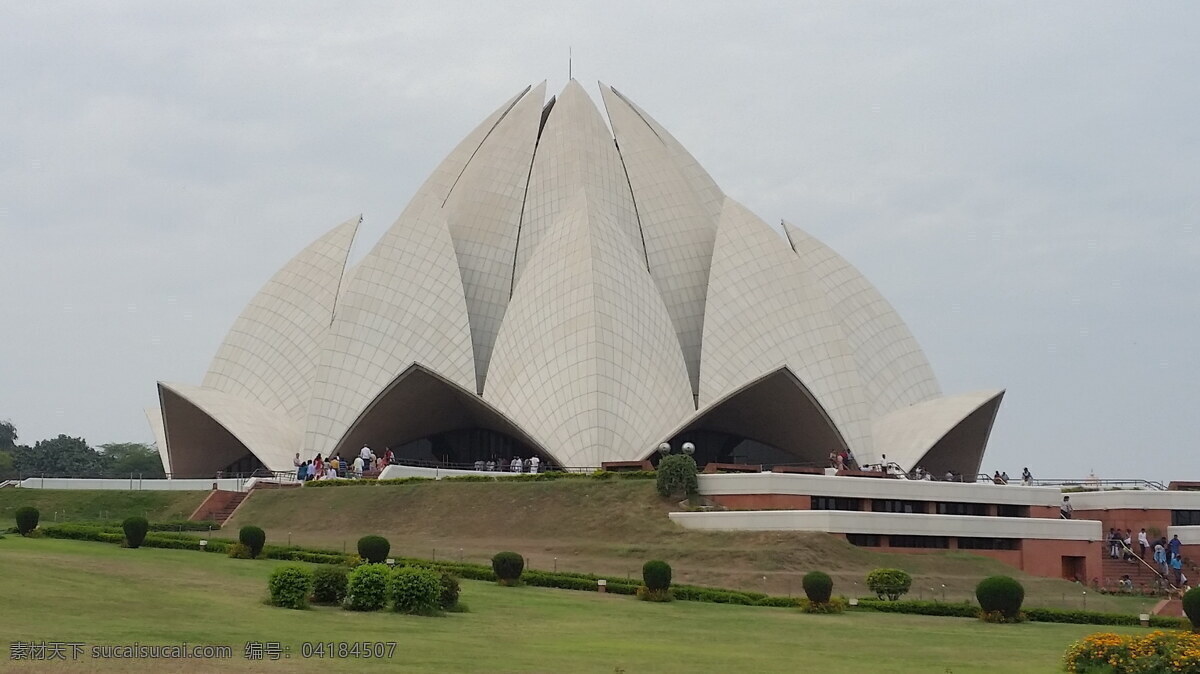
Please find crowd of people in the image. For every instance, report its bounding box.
[1103,527,1190,589]
[472,456,540,473]
[292,445,395,481]
[825,450,1037,488]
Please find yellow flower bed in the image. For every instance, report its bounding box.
[1063,630,1200,673]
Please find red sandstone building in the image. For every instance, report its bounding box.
[669,471,1200,583]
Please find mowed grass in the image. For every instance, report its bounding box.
[0,489,207,525]
[0,536,1142,673]
[227,480,1149,613]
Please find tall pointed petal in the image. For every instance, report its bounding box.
[303,195,476,458]
[486,191,694,467]
[514,81,645,286]
[202,216,359,420]
[602,84,726,225]
[783,221,941,418]
[702,198,873,457]
[600,85,719,396]
[444,83,546,393]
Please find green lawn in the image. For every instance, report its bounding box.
[0,536,1147,673]
[0,489,207,525]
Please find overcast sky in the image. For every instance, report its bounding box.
[2,2,1197,481]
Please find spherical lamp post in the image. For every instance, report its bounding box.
[681,442,695,456]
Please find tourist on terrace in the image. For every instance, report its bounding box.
[1169,534,1182,562]
[486,459,495,472]
[359,444,371,467]
[1123,530,1134,562]
[530,455,540,473]
[510,456,522,472]
[945,470,955,482]
[1170,555,1183,585]
[1060,496,1073,519]
[993,471,1004,485]
[1021,467,1032,486]
[1001,471,1010,484]
[352,455,364,478]
[1154,539,1168,575]
[1138,528,1150,560]
[384,448,394,468]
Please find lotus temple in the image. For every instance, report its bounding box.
[148,81,1003,479]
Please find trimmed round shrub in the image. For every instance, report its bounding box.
[389,566,442,615]
[122,516,149,548]
[357,535,391,564]
[492,551,524,585]
[438,573,461,611]
[1182,586,1200,630]
[345,563,390,611]
[311,565,349,604]
[866,568,912,601]
[642,560,672,591]
[268,564,313,610]
[239,525,266,559]
[802,571,833,604]
[656,454,699,498]
[15,507,39,536]
[976,575,1024,619]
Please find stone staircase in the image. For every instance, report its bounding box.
[1099,549,1168,590]
[188,490,248,526]
[209,492,247,525]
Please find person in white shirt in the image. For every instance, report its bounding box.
[360,445,371,464]
[1138,529,1150,560]
[530,456,540,474]
[510,456,522,472]
[352,456,365,478]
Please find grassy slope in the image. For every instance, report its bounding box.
[226,481,1152,613]
[0,536,1144,673]
[0,489,208,525]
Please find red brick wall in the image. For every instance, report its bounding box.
[1072,508,1171,538]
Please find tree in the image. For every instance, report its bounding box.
[99,442,165,477]
[0,449,14,478]
[0,420,16,449]
[11,435,106,476]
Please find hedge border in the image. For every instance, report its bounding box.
[33,522,1188,627]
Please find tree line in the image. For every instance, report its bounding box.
[0,419,165,479]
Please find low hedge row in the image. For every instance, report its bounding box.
[856,598,979,618]
[853,598,1190,628]
[39,522,1187,627]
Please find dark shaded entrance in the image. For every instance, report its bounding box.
[330,363,556,469]
[650,367,849,469]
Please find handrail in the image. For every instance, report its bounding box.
[1040,478,1168,491]
[1110,540,1178,593]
